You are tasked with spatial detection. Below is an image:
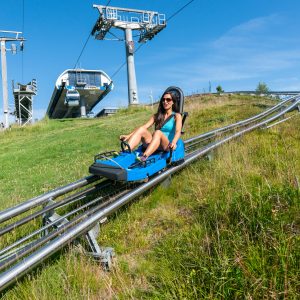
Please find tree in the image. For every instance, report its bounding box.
[255,82,269,94]
[216,85,224,94]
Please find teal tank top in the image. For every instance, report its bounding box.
[160,113,176,141]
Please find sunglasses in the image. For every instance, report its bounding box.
[162,97,173,103]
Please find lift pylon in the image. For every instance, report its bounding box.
[13,79,37,126]
[0,30,25,129]
[92,4,166,106]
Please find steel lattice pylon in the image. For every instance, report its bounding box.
[13,80,37,126]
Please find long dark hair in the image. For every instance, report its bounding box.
[154,91,180,130]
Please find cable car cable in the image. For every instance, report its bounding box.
[73,0,114,69]
[73,33,91,69]
[75,0,195,78]
[110,44,143,79]
[105,0,112,7]
[110,0,196,78]
[107,31,124,41]
[167,0,195,21]
[131,0,195,37]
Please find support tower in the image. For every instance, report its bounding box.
[92,4,166,106]
[13,79,37,126]
[0,30,25,129]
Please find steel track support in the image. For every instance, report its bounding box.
[206,151,214,161]
[160,174,172,188]
[84,221,115,271]
[42,198,69,236]
[42,199,114,270]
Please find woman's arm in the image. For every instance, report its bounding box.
[120,115,155,141]
[169,113,182,149]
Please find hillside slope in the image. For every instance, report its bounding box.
[0,95,299,299]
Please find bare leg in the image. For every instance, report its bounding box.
[127,127,152,149]
[143,130,169,157]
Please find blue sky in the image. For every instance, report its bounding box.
[1,0,300,121]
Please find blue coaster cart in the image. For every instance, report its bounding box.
[89,86,188,182]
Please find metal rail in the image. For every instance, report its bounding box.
[1,95,297,225]
[0,180,111,237]
[0,96,299,291]
[0,186,125,260]
[0,175,100,224]
[0,188,130,272]
[184,94,299,155]
[184,94,298,145]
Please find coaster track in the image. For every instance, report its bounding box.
[0,95,299,291]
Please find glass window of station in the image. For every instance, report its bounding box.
[68,71,101,87]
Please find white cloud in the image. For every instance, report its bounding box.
[150,14,300,92]
[212,14,281,49]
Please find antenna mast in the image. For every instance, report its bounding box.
[92,4,166,105]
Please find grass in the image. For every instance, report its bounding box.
[0,94,299,299]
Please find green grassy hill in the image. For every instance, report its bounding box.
[0,95,299,299]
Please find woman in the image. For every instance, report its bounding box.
[120,91,182,161]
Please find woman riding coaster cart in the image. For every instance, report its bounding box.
[89,86,187,182]
[120,89,182,162]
